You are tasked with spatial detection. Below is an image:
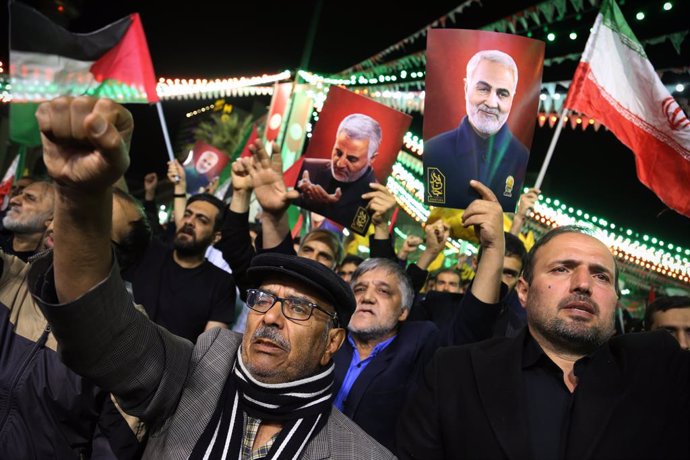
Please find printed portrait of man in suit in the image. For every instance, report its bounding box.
[424,49,529,210]
[293,113,382,234]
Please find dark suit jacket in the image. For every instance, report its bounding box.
[294,158,376,234]
[397,328,690,460]
[334,321,439,454]
[424,116,529,210]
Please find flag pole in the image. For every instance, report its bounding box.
[155,101,179,182]
[534,107,570,190]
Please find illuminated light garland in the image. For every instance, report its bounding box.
[185,103,215,118]
[386,176,427,223]
[387,155,690,283]
[157,83,275,100]
[9,79,151,103]
[368,89,425,113]
[403,132,424,155]
[304,85,330,112]
[337,52,426,82]
[297,70,351,86]
[391,163,425,203]
[397,150,423,175]
[156,70,291,100]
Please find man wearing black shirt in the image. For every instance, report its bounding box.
[124,194,235,342]
[397,180,689,460]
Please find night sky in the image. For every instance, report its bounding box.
[3,0,690,246]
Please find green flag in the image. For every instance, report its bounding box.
[9,103,42,147]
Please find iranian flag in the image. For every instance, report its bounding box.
[564,0,690,217]
[9,2,158,103]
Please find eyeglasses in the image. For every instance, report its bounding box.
[246,289,338,326]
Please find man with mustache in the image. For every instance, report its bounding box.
[1,187,151,458]
[398,183,690,459]
[0,180,55,261]
[424,49,529,211]
[27,95,393,459]
[122,192,236,342]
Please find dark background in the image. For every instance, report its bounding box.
[2,0,689,247]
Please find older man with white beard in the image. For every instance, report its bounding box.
[423,49,529,211]
[0,180,54,261]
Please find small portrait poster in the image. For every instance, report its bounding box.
[184,141,229,194]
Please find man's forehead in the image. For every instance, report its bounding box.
[261,281,310,296]
[539,232,615,269]
[469,60,516,87]
[186,200,219,217]
[16,178,34,187]
[334,132,369,152]
[503,254,523,270]
[339,262,358,272]
[260,279,331,308]
[653,308,690,323]
[24,181,51,196]
[301,239,335,256]
[437,272,460,282]
[355,268,397,285]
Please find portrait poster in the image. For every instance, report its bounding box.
[184,141,229,195]
[423,29,544,211]
[284,85,412,235]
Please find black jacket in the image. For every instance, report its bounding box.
[397,327,690,460]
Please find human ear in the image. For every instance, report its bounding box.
[320,327,346,366]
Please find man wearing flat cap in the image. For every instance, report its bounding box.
[27,96,394,459]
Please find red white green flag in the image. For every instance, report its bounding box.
[564,0,690,217]
[9,2,158,103]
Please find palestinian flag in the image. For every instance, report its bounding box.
[564,0,690,217]
[9,2,158,103]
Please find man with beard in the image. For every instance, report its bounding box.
[424,49,529,211]
[0,180,55,261]
[26,95,393,459]
[0,186,149,458]
[123,192,235,342]
[398,187,689,459]
[332,257,439,454]
[332,208,479,455]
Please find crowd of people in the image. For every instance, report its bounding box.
[0,96,688,459]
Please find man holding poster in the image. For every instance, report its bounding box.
[423,30,544,212]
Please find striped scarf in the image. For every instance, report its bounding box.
[190,348,334,460]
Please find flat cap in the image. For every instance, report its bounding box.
[248,253,355,327]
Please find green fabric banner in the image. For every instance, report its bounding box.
[9,103,42,147]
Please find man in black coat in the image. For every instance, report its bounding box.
[397,181,690,460]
